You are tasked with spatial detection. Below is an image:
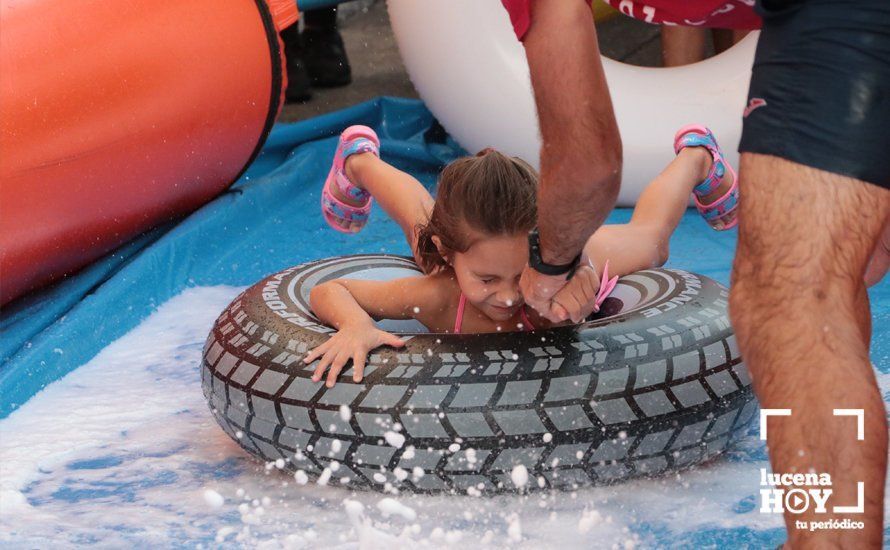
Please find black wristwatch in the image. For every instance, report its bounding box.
[527,228,581,278]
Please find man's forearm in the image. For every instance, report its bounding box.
[524,0,621,265]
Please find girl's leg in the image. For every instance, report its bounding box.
[583,146,732,277]
[339,153,435,255]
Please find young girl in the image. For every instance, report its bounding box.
[306,124,738,387]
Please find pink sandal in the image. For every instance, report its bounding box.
[673,124,738,231]
[321,125,380,233]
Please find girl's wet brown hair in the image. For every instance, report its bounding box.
[414,148,538,273]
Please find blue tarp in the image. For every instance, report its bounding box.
[2,97,888,418]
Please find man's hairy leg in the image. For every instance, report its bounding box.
[864,220,890,287]
[730,154,889,547]
[523,0,621,265]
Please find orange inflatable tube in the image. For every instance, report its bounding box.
[0,0,297,305]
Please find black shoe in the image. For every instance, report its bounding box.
[302,27,352,88]
[281,25,312,103]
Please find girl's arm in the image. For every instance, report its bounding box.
[307,275,449,386]
[311,276,440,325]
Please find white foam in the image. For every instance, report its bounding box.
[203,489,225,509]
[1,286,887,547]
[384,431,406,448]
[577,508,603,534]
[511,465,529,489]
[507,513,522,542]
[377,497,417,521]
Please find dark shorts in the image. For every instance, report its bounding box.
[739,0,890,189]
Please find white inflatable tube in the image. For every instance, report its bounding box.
[387,0,757,206]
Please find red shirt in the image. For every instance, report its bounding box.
[502,0,761,41]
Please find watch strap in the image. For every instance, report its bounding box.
[528,229,581,277]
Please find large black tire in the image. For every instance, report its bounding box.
[202,255,756,493]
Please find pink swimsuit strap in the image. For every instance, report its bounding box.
[452,260,618,334]
[452,293,535,334]
[519,306,534,330]
[453,293,468,334]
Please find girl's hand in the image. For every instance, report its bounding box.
[549,262,602,324]
[304,323,406,387]
[519,266,573,322]
[521,260,602,324]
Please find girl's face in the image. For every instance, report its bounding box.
[450,233,529,322]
